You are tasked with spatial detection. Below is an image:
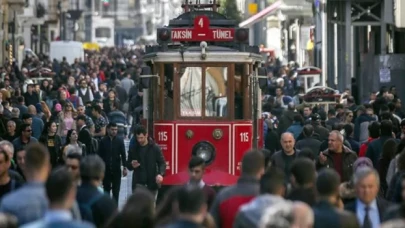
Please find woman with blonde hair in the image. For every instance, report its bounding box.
[56,101,76,144]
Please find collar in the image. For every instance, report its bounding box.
[188,180,205,189]
[44,210,72,223]
[356,198,378,211]
[80,125,87,131]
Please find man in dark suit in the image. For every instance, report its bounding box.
[345,167,391,228]
[313,168,359,228]
[76,115,93,156]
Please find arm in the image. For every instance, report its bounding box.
[209,195,221,227]
[120,139,126,167]
[155,145,166,176]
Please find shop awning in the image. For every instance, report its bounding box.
[239,0,283,28]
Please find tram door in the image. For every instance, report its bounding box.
[140,65,159,135]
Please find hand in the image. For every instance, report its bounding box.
[122,168,128,177]
[131,160,140,168]
[156,174,163,184]
[319,152,327,164]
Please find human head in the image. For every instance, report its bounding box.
[135,126,148,146]
[328,130,344,152]
[368,121,380,139]
[302,125,314,138]
[80,155,105,186]
[107,122,118,137]
[0,150,10,178]
[260,167,285,196]
[303,105,312,117]
[24,143,51,182]
[380,120,393,137]
[0,141,14,163]
[175,186,207,224]
[22,114,33,125]
[281,132,295,154]
[290,158,316,188]
[353,167,380,205]
[188,156,205,184]
[66,153,82,182]
[241,150,265,179]
[316,168,341,202]
[76,115,86,129]
[46,167,76,210]
[15,149,26,171]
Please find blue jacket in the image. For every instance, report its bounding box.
[286,122,303,140]
[354,114,375,143]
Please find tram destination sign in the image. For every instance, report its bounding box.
[170,15,235,42]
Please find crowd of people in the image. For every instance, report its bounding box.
[0,48,403,228]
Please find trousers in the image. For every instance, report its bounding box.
[103,170,121,203]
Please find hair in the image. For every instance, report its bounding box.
[176,186,206,215]
[343,123,354,137]
[290,158,316,186]
[0,213,18,228]
[397,150,405,171]
[381,139,398,160]
[353,167,380,186]
[76,115,87,122]
[80,155,105,182]
[297,148,315,161]
[135,125,147,135]
[91,104,102,114]
[302,125,314,137]
[380,120,393,136]
[260,167,285,194]
[66,152,82,161]
[155,186,181,226]
[107,122,118,129]
[24,143,50,173]
[65,129,77,145]
[188,156,205,170]
[332,122,345,131]
[46,166,75,204]
[329,130,344,142]
[41,121,57,136]
[241,150,265,176]
[105,188,155,228]
[0,141,14,157]
[368,121,381,139]
[316,168,341,197]
[328,108,336,116]
[19,123,31,135]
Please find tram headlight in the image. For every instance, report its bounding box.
[158,28,171,42]
[235,28,249,43]
[192,141,216,165]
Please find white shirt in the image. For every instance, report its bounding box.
[355,199,380,228]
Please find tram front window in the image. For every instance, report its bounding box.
[205,67,228,117]
[180,67,203,117]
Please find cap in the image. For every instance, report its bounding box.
[353,157,373,171]
[311,113,321,122]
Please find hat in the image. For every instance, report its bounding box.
[311,113,321,122]
[353,157,373,171]
[55,103,62,112]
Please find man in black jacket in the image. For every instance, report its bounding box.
[98,123,127,203]
[126,126,166,199]
[77,115,93,156]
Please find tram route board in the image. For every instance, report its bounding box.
[170,15,235,42]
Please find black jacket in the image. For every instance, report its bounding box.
[39,134,62,167]
[98,136,126,172]
[314,200,359,228]
[126,138,166,191]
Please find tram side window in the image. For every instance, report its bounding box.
[180,67,203,117]
[235,64,244,120]
[205,67,228,117]
[164,64,174,120]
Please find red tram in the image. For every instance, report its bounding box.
[140,1,265,186]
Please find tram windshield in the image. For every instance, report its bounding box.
[179,66,228,117]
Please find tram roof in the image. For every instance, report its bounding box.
[143,45,262,63]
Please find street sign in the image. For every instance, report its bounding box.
[170,16,235,42]
[248,3,258,15]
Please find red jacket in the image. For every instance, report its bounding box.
[210,176,259,228]
[359,137,376,157]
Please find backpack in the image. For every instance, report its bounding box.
[79,193,104,223]
[91,138,99,154]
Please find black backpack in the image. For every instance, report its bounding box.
[79,193,104,223]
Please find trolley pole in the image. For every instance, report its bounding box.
[321,0,328,86]
[2,0,9,63]
[12,10,15,62]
